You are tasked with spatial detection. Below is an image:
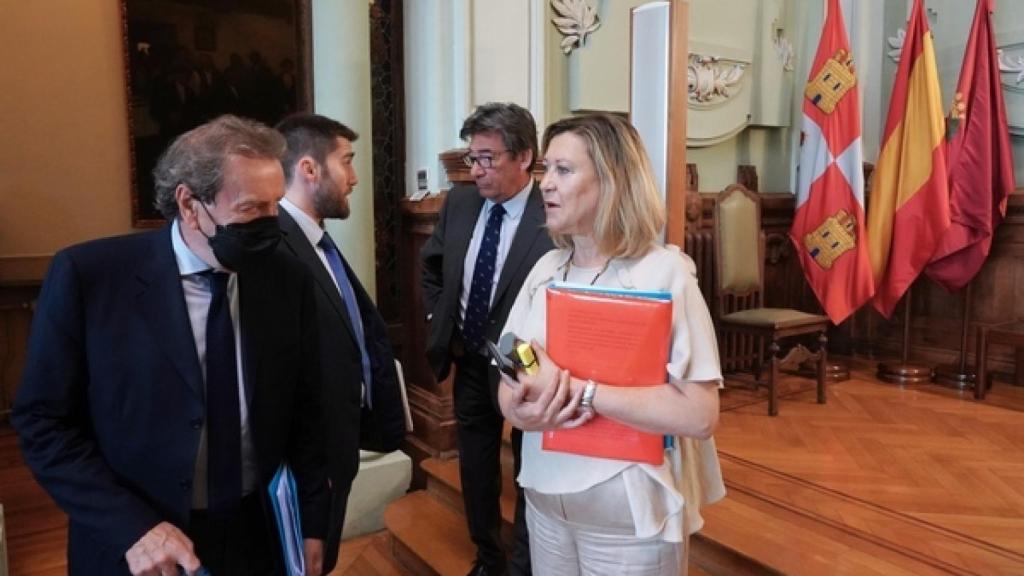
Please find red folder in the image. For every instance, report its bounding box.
[542,284,672,465]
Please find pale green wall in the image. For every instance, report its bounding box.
[313,0,376,297]
[402,0,1024,201]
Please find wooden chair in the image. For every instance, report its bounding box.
[713,184,829,416]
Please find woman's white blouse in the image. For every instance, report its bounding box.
[502,244,726,542]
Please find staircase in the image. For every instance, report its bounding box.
[384,430,517,576]
[383,430,727,575]
[381,434,966,576]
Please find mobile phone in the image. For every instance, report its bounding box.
[485,339,518,381]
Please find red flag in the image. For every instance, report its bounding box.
[925,0,1017,291]
[789,0,874,324]
[866,0,950,318]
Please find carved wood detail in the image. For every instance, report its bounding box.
[397,193,457,466]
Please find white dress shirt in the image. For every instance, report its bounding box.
[458,180,533,327]
[502,244,726,542]
[171,219,257,509]
[279,198,367,403]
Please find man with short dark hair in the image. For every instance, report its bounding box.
[421,102,553,576]
[13,115,328,576]
[275,113,406,574]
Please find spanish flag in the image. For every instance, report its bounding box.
[867,0,950,318]
[790,0,874,325]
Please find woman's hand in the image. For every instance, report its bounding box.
[497,342,593,431]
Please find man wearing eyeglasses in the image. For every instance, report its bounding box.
[421,102,552,576]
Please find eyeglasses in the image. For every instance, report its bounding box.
[462,150,511,169]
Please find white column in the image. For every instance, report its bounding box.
[405,0,462,195]
[312,0,376,297]
[845,0,886,161]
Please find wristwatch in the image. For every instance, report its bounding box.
[580,379,598,413]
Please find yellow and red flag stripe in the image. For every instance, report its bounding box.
[867,0,950,318]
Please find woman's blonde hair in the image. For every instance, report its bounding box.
[541,113,665,258]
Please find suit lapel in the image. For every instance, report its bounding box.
[447,187,485,287]
[493,183,546,305]
[279,208,359,342]
[134,227,204,400]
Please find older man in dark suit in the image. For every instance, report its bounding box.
[421,102,554,576]
[274,113,406,574]
[12,115,328,576]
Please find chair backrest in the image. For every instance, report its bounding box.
[713,184,764,318]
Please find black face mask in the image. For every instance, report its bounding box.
[197,202,281,272]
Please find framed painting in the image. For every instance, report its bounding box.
[121,0,312,227]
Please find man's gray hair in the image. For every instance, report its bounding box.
[459,102,538,170]
[152,115,286,219]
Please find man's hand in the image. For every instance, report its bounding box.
[124,522,200,576]
[304,538,324,575]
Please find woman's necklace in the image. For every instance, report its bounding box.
[562,248,612,285]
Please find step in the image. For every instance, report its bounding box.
[384,490,475,576]
[421,455,517,527]
[703,454,1024,575]
[700,488,951,575]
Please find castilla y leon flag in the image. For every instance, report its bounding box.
[866,0,950,318]
[925,0,1017,291]
[790,0,874,325]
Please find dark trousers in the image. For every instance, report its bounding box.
[454,353,531,576]
[188,493,277,575]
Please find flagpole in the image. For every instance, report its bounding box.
[933,281,976,389]
[877,286,933,384]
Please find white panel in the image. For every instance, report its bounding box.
[471,0,530,106]
[629,1,670,205]
[529,0,547,128]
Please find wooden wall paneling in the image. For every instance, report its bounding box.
[851,188,1024,382]
[664,0,689,247]
[0,285,39,423]
[398,194,458,484]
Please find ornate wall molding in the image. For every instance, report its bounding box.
[999,46,1024,87]
[996,43,1024,136]
[687,55,748,107]
[550,0,600,55]
[773,34,795,72]
[887,27,905,63]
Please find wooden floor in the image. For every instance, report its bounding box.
[706,358,1024,575]
[3,359,1024,575]
[0,426,405,576]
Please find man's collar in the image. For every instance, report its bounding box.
[171,219,214,275]
[488,179,532,219]
[280,197,326,246]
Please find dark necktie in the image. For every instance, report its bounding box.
[462,203,506,353]
[204,271,242,512]
[319,232,373,408]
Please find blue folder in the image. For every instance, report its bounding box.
[268,463,305,576]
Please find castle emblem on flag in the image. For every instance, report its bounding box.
[804,49,857,114]
[804,209,857,270]
[946,91,967,140]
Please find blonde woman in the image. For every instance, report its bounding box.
[499,113,725,575]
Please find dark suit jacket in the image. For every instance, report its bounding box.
[278,208,406,574]
[11,227,329,575]
[421,182,555,382]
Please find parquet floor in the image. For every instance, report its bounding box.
[0,427,405,575]
[712,358,1024,574]
[3,359,1024,575]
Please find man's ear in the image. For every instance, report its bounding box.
[175,185,199,229]
[517,150,535,173]
[297,156,319,185]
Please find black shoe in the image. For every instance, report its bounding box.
[466,561,507,576]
